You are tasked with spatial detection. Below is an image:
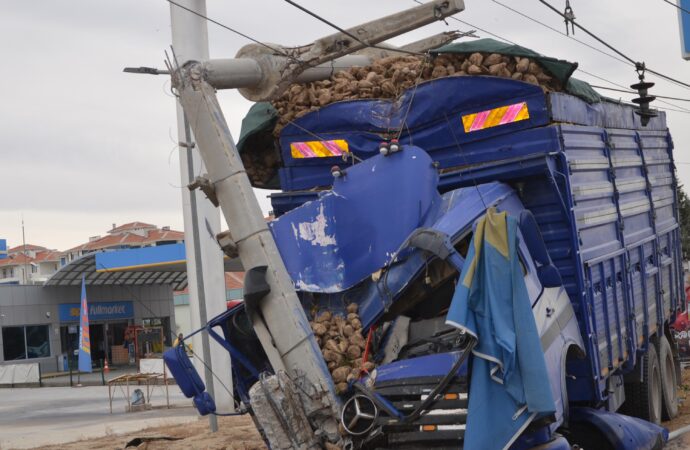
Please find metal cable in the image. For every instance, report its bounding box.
[662,0,690,15]
[490,0,632,67]
[413,1,690,115]
[282,0,425,57]
[536,0,690,90]
[166,0,294,60]
[589,85,690,103]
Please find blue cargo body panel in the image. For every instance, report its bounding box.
[438,124,680,402]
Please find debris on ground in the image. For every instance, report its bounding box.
[28,415,266,450]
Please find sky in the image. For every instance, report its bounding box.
[1,0,689,251]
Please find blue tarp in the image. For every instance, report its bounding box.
[446,208,555,450]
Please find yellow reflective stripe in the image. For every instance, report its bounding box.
[462,113,476,133]
[484,105,509,129]
[308,141,329,157]
[462,102,530,133]
[515,103,530,121]
[290,140,350,159]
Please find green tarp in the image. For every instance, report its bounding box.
[236,101,278,154]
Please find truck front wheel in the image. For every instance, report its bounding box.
[659,335,679,420]
[620,342,662,425]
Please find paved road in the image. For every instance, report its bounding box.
[0,385,198,449]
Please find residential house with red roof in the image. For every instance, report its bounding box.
[0,223,185,285]
[62,222,184,265]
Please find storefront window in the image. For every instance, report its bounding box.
[26,325,50,358]
[143,317,172,346]
[2,327,25,361]
[2,325,50,361]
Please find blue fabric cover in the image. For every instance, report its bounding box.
[163,345,205,398]
[193,392,217,416]
[446,208,555,450]
[569,407,667,450]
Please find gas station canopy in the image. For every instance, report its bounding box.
[45,243,242,290]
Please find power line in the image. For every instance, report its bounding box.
[536,0,636,65]
[282,0,424,57]
[578,70,690,113]
[414,1,690,115]
[589,85,690,103]
[165,0,292,59]
[461,0,690,111]
[536,0,690,91]
[489,0,632,67]
[662,0,690,15]
[493,0,690,98]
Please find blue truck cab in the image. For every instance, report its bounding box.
[166,73,679,449]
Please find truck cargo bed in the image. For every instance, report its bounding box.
[272,76,682,404]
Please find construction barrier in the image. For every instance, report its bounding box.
[0,363,40,386]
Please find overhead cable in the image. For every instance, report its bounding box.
[536,0,690,90]
[165,0,292,59]
[490,0,632,67]
[282,0,425,57]
[661,0,690,15]
[589,85,690,103]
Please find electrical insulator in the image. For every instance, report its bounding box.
[564,0,576,36]
[631,62,657,127]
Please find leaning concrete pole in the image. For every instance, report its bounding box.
[172,63,342,438]
[169,0,233,430]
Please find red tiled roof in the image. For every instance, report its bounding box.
[0,253,34,266]
[34,250,61,262]
[8,244,47,253]
[82,233,146,251]
[144,229,185,243]
[109,222,157,234]
[63,226,184,254]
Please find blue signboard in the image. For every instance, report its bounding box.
[58,301,134,322]
[0,239,6,260]
[679,0,690,60]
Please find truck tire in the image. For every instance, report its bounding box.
[620,342,662,425]
[659,335,679,420]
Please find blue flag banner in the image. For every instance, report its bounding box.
[446,208,555,450]
[78,276,92,373]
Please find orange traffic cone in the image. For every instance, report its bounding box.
[104,358,110,374]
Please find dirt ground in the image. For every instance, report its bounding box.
[27,368,690,450]
[29,415,266,450]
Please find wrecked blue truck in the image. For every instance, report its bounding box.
[165,51,682,449]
